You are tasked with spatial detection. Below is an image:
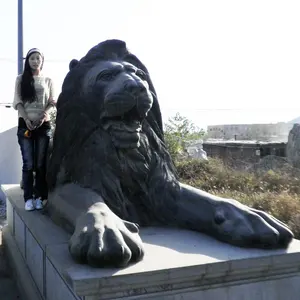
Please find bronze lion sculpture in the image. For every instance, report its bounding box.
[46,39,294,268]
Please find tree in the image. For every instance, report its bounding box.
[163,113,206,161]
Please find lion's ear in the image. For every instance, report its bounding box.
[69,59,79,70]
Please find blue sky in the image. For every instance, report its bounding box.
[1,0,300,130]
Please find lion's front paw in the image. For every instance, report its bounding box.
[213,200,294,249]
[69,206,144,267]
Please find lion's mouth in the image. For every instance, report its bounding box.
[103,119,141,133]
[101,108,145,148]
[101,107,144,132]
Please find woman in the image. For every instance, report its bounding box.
[13,48,56,211]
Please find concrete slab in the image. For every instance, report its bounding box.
[2,185,70,250]
[26,229,44,295]
[2,184,300,300]
[14,212,25,258]
[46,228,300,299]
[46,258,82,300]
[2,226,42,300]
[6,200,14,234]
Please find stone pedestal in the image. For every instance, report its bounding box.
[2,184,300,300]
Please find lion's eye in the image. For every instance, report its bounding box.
[96,72,114,81]
[136,69,147,80]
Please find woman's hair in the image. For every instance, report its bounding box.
[20,48,44,103]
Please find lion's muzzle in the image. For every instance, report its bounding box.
[100,80,153,149]
[103,78,153,119]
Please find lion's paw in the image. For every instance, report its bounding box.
[213,200,294,248]
[69,207,144,267]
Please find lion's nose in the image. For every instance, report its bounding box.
[124,80,145,95]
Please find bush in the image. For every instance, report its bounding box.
[164,113,206,161]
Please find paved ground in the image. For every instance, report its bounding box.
[0,200,23,299]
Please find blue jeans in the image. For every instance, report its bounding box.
[17,126,51,202]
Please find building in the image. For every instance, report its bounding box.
[203,140,287,164]
[207,122,293,142]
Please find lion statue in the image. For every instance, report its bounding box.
[46,39,293,268]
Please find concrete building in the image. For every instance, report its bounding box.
[207,122,293,142]
[203,140,287,165]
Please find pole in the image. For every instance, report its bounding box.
[18,0,23,74]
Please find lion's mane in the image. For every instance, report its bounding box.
[47,40,179,225]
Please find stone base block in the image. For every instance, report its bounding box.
[2,184,300,300]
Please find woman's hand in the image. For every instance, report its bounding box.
[25,118,35,131]
[32,111,49,128]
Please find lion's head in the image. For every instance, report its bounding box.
[57,40,164,143]
[47,40,178,224]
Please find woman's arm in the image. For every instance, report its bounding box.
[16,103,29,121]
[12,76,29,121]
[12,76,22,110]
[45,78,57,114]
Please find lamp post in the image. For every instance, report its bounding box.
[18,0,23,74]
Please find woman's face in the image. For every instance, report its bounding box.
[28,53,43,71]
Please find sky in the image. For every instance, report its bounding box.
[1,0,300,130]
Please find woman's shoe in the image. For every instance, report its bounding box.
[35,198,43,210]
[25,199,35,211]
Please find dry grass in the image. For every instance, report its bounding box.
[176,158,300,239]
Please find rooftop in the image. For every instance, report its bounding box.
[204,139,287,145]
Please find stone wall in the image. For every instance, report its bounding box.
[0,107,22,185]
[203,141,287,164]
[287,124,300,168]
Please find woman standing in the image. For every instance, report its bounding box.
[13,48,56,211]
